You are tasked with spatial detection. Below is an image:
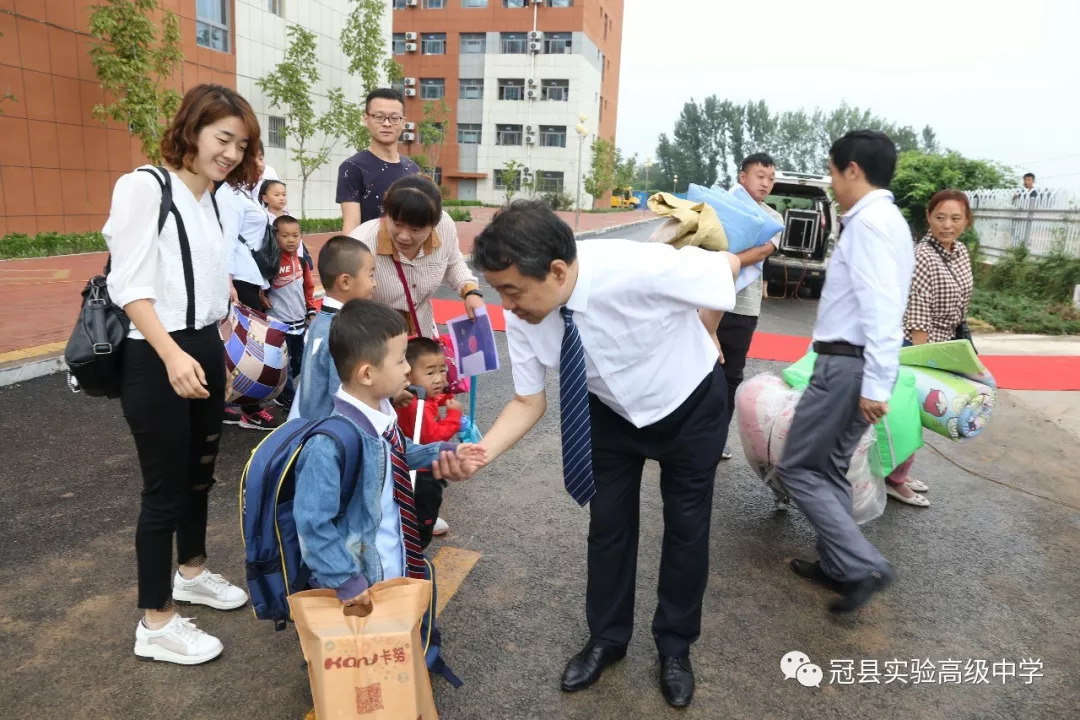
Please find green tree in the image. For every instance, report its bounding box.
[257,26,347,218]
[499,159,525,205]
[584,137,617,205]
[891,150,1013,236]
[613,149,636,190]
[88,0,183,164]
[416,99,451,179]
[341,0,390,93]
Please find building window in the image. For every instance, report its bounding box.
[501,32,527,54]
[268,116,286,148]
[544,32,572,54]
[498,78,525,101]
[421,33,446,54]
[494,167,522,190]
[391,78,405,96]
[267,0,284,16]
[460,33,487,53]
[393,0,406,8]
[536,170,565,192]
[196,0,229,52]
[423,0,445,7]
[462,0,487,6]
[392,33,406,55]
[458,123,482,144]
[548,0,573,6]
[539,125,567,148]
[459,78,484,100]
[432,167,443,186]
[496,124,523,146]
[420,78,446,100]
[503,0,527,7]
[541,79,569,102]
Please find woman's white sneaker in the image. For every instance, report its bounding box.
[134,615,223,665]
[172,569,249,610]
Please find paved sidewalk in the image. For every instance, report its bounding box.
[0,209,653,361]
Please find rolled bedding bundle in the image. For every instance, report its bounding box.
[907,366,995,440]
[734,373,887,525]
[900,339,997,441]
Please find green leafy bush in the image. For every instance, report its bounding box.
[1,232,107,259]
[298,218,344,234]
[443,199,483,207]
[540,190,574,211]
[967,244,1080,334]
[447,208,472,222]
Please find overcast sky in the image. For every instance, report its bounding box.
[615,0,1080,189]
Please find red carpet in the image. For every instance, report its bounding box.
[432,300,1078,392]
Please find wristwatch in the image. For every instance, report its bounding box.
[464,289,484,300]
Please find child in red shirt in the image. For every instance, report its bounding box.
[395,337,462,545]
[266,215,316,409]
[396,337,462,443]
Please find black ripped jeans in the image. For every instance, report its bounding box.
[121,325,226,610]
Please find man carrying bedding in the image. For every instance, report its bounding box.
[715,153,784,459]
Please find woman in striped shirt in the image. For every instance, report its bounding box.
[349,175,483,337]
[888,189,975,507]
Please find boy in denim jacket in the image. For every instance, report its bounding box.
[293,300,485,603]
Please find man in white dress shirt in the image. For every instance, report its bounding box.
[472,201,740,708]
[778,130,914,612]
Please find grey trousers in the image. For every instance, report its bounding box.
[777,354,889,581]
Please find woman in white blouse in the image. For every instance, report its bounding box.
[349,174,483,338]
[105,85,260,666]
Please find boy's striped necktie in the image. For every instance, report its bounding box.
[382,425,427,579]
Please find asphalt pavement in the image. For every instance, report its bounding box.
[1,222,1077,719]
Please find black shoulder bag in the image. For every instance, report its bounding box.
[65,167,215,397]
[927,241,977,353]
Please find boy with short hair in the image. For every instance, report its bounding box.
[292,300,485,603]
[395,337,465,546]
[266,215,316,410]
[292,235,377,420]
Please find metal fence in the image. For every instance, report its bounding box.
[966,189,1080,259]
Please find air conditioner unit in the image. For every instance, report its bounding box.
[526,88,538,99]
[405,0,418,6]
[529,41,543,53]
[404,87,417,96]
[405,42,417,52]
[404,32,418,41]
[529,31,544,41]
[403,77,417,86]
[526,78,538,87]
[403,121,416,130]
[402,131,416,142]
[525,134,536,145]
[524,124,535,133]
[521,166,530,174]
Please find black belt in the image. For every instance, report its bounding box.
[813,341,864,358]
[286,319,308,332]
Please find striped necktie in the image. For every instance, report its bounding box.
[559,307,595,507]
[382,425,427,579]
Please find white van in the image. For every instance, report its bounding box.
[763,171,838,298]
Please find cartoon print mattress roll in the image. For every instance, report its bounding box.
[908,366,995,441]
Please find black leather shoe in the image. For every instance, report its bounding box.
[559,640,627,692]
[659,655,694,708]
[829,568,894,613]
[790,558,843,594]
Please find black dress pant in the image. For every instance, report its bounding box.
[585,362,728,659]
[120,325,226,610]
[414,471,446,549]
[715,312,758,426]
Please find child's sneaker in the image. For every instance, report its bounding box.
[223,406,243,425]
[432,517,449,536]
[134,614,223,665]
[172,570,249,610]
[240,406,285,431]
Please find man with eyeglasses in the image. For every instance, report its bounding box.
[336,88,421,234]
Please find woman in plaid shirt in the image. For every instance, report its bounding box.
[888,189,974,507]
